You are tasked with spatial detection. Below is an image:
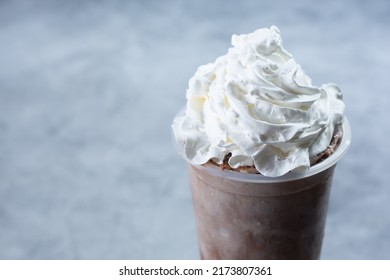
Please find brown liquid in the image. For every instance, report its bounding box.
[188,164,336,260]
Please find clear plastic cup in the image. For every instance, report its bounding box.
[175,114,351,259]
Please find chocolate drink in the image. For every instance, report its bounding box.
[171,26,351,260]
[188,164,336,260]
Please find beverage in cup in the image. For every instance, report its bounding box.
[172,26,351,259]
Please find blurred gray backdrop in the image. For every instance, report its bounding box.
[0,0,389,259]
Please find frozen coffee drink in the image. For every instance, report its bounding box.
[172,26,351,259]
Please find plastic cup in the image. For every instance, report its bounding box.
[182,118,351,260]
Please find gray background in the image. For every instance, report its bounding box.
[0,0,389,259]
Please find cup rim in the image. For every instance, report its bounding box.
[191,117,351,183]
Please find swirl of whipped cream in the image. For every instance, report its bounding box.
[172,26,345,177]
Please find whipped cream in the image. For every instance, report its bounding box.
[172,26,345,177]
